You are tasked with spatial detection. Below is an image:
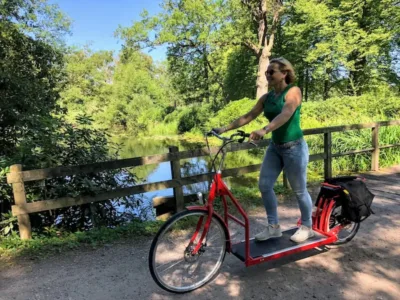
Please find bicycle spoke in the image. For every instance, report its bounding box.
[157,258,186,274]
[164,236,184,248]
[150,211,226,293]
[328,204,360,245]
[206,233,221,243]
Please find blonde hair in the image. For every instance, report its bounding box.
[270,57,296,84]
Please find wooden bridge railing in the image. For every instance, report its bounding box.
[6,120,400,239]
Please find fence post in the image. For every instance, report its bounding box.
[169,146,184,212]
[371,125,380,171]
[9,164,32,240]
[324,132,332,179]
[282,171,289,189]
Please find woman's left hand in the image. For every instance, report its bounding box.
[249,128,267,141]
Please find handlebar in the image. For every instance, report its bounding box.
[205,129,262,172]
[207,130,230,141]
[206,130,260,145]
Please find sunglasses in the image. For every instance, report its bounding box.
[266,70,276,76]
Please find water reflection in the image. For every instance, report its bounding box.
[113,136,265,220]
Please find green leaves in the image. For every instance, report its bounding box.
[279,0,400,98]
[0,213,17,237]
[0,1,142,235]
[117,0,285,103]
[58,45,176,134]
[0,5,64,158]
[0,0,71,45]
[59,48,114,125]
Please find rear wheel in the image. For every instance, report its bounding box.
[149,209,227,293]
[328,204,360,245]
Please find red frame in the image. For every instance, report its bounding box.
[186,173,345,267]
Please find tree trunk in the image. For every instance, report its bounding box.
[347,0,370,96]
[323,68,331,100]
[256,50,270,99]
[203,50,210,103]
[323,78,329,100]
[305,68,309,102]
[254,0,282,99]
[348,54,366,96]
[297,66,305,100]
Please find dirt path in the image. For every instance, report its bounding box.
[1,172,399,300]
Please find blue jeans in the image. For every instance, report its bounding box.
[258,138,313,227]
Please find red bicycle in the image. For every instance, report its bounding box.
[149,130,360,293]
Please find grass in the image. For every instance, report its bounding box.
[0,219,162,262]
[146,121,178,136]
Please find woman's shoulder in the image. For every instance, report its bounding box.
[288,84,300,90]
[286,85,302,96]
[284,85,302,105]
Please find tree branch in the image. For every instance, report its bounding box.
[260,0,267,48]
[266,1,283,51]
[241,41,261,56]
[205,40,260,57]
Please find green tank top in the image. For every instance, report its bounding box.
[263,84,303,144]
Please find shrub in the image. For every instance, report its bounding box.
[177,104,213,133]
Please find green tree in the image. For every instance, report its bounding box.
[223,46,258,100]
[0,0,71,45]
[278,0,400,99]
[0,0,137,234]
[116,0,284,101]
[99,50,173,133]
[222,0,284,99]
[340,0,400,95]
[59,46,176,134]
[0,0,70,157]
[59,48,114,125]
[167,44,214,105]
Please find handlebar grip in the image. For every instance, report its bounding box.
[206,131,215,137]
[207,130,220,137]
[236,130,250,138]
[206,130,229,141]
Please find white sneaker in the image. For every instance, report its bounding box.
[255,224,282,241]
[290,225,315,243]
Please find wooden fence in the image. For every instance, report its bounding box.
[6,120,400,239]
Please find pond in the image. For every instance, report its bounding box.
[112,136,265,220]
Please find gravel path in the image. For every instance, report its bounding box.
[1,168,399,300]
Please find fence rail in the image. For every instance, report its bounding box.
[6,120,400,239]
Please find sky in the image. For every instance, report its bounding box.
[50,0,168,61]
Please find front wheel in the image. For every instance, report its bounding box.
[328,204,360,245]
[149,209,227,293]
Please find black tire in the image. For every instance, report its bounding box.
[149,209,227,293]
[328,204,360,245]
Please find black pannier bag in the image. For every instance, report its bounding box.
[317,176,375,222]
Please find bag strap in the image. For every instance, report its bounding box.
[325,176,359,184]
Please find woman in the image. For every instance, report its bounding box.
[213,57,313,243]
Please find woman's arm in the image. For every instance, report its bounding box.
[216,94,267,133]
[250,87,302,140]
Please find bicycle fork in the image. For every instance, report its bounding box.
[187,209,214,255]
